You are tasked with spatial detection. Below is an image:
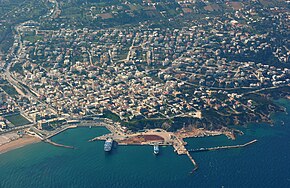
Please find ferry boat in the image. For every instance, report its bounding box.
[153,144,159,155]
[104,138,113,152]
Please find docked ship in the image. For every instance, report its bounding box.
[153,144,159,155]
[104,138,113,152]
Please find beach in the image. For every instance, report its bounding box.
[0,135,40,154]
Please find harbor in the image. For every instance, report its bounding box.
[1,117,289,188]
[0,119,258,173]
[86,120,258,173]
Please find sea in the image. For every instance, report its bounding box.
[0,99,290,188]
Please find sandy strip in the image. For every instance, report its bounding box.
[0,135,41,154]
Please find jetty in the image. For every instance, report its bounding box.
[40,125,79,149]
[186,151,198,173]
[27,125,78,149]
[43,139,74,149]
[188,139,258,152]
[45,125,77,139]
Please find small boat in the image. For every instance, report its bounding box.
[153,144,159,155]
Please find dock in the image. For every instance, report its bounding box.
[89,134,113,142]
[172,136,187,155]
[117,142,170,146]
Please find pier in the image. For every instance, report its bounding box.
[35,125,78,149]
[45,125,77,139]
[188,139,258,152]
[186,151,198,173]
[44,139,74,149]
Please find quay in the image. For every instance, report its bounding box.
[117,142,170,146]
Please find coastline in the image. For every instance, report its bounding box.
[0,96,287,155]
[0,135,41,155]
[1,110,290,188]
[175,128,236,140]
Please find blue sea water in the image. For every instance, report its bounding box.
[0,99,290,188]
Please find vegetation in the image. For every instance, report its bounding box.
[1,85,18,96]
[4,114,31,127]
[0,0,48,52]
[124,118,170,132]
[10,62,24,75]
[102,110,122,122]
[22,35,44,43]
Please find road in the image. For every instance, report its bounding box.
[1,0,62,118]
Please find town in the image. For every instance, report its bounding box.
[0,0,289,179]
[0,0,289,139]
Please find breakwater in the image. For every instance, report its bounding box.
[188,139,258,152]
[43,139,74,149]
